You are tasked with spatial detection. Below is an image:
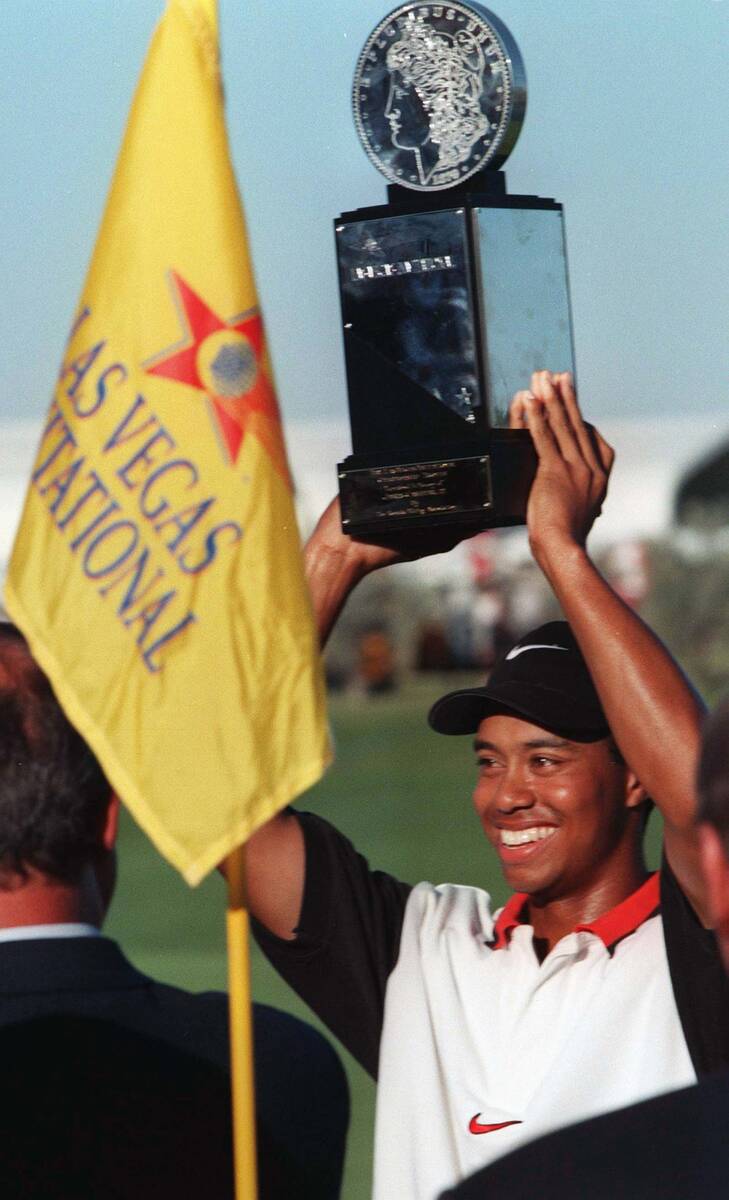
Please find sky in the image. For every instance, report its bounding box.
[1,0,727,441]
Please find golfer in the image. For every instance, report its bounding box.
[247,373,720,1200]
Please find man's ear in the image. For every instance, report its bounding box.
[698,823,729,966]
[101,793,120,852]
[623,769,648,812]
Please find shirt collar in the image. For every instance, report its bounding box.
[491,871,660,952]
[0,923,101,944]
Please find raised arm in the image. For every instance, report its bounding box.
[512,371,707,918]
[245,502,373,938]
[246,497,461,937]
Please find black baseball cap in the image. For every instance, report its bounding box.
[428,621,610,741]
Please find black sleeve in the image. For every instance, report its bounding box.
[661,852,729,1078]
[252,810,412,1079]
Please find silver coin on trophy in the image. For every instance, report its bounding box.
[353,3,526,191]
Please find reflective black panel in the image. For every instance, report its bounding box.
[475,206,575,425]
[337,208,484,442]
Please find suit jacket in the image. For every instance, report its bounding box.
[0,935,349,1199]
[439,1071,729,1200]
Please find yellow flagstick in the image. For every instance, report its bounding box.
[226,844,258,1199]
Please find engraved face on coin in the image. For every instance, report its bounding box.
[353,2,526,192]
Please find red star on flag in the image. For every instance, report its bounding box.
[146,271,287,477]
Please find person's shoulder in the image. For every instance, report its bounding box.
[252,1004,348,1081]
[148,981,226,1009]
[139,984,343,1071]
[140,978,229,1029]
[406,880,497,938]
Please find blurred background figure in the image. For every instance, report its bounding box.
[443,583,476,670]
[470,580,515,672]
[357,628,397,695]
[415,619,454,672]
[603,540,651,610]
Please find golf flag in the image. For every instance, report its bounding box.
[4,0,331,885]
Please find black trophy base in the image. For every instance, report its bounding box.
[338,428,537,539]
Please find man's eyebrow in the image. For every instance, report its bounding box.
[473,736,572,752]
[523,737,572,750]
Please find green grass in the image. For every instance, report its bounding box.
[105,676,663,1200]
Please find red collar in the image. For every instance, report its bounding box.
[491,872,660,952]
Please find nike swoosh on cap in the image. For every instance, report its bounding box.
[468,1115,522,1135]
[505,644,570,660]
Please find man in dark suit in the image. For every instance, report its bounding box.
[440,698,729,1200]
[0,620,349,1199]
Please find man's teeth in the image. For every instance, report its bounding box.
[500,827,556,847]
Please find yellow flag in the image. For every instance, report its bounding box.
[4,0,331,885]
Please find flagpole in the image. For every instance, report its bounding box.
[226,843,258,1199]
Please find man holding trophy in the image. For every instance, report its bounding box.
[248,5,729,1197]
[249,369,726,1198]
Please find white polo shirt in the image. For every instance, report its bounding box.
[255,816,725,1200]
[373,873,695,1200]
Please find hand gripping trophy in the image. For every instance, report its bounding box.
[336,2,575,537]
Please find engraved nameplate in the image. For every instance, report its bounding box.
[339,455,492,533]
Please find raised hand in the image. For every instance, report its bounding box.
[309,495,467,578]
[304,496,464,648]
[509,370,614,564]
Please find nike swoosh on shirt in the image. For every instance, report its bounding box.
[468,1115,522,1135]
[505,644,569,660]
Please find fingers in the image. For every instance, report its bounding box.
[522,392,558,460]
[554,373,600,470]
[513,370,614,483]
[552,371,614,479]
[591,427,615,476]
[529,370,614,477]
[509,390,533,429]
[530,371,584,467]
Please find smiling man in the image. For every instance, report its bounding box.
[428,622,651,941]
[248,373,721,1200]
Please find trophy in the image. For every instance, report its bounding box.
[336,2,575,538]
